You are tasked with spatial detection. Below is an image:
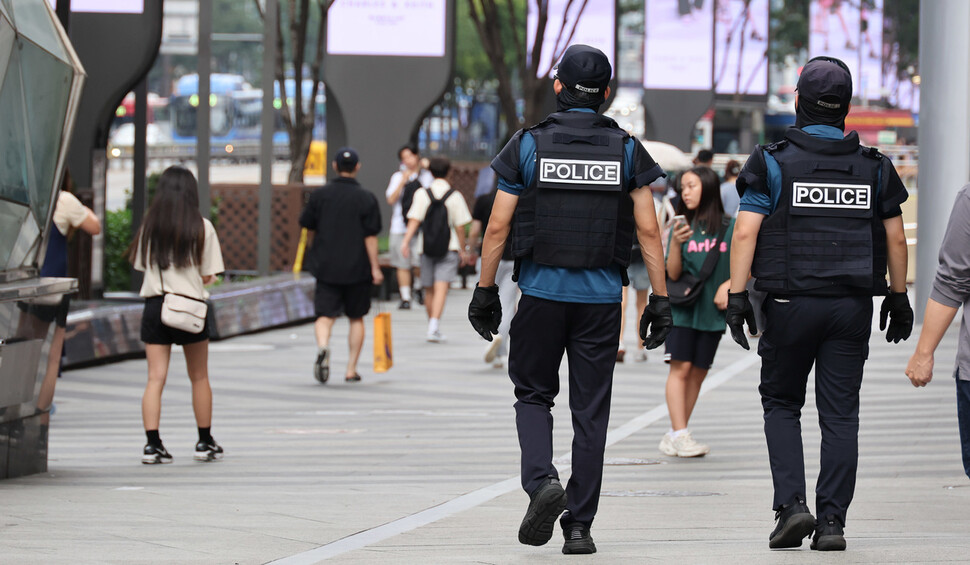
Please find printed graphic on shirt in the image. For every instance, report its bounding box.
[792,182,871,210]
[685,237,728,254]
[539,158,621,185]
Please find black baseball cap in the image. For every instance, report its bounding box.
[554,44,611,96]
[334,146,359,168]
[796,56,853,114]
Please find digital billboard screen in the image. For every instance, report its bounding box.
[714,0,769,96]
[644,0,714,90]
[527,0,615,78]
[327,0,446,57]
[808,0,884,101]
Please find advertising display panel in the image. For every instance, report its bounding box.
[327,0,446,57]
[808,0,884,101]
[527,0,615,77]
[643,0,714,90]
[714,0,768,96]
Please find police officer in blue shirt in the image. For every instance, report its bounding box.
[468,45,673,555]
[725,56,913,552]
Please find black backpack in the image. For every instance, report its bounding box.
[421,187,457,259]
[400,178,422,218]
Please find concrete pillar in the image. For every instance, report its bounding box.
[915,0,970,320]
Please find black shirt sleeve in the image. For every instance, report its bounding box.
[877,158,909,219]
[629,136,665,190]
[362,192,382,236]
[737,146,769,198]
[490,129,525,185]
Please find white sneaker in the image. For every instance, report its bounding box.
[492,356,505,369]
[633,349,648,363]
[671,431,709,458]
[427,330,445,343]
[484,336,503,363]
[659,433,678,456]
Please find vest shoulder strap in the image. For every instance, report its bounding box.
[763,139,789,154]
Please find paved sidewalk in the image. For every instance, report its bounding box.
[1,287,967,564]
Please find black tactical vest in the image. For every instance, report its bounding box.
[753,128,889,296]
[510,111,633,270]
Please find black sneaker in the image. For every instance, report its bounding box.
[562,522,596,555]
[415,288,425,305]
[142,443,173,465]
[769,495,815,548]
[811,515,846,551]
[313,348,329,384]
[518,478,567,546]
[194,439,224,462]
[398,300,411,310]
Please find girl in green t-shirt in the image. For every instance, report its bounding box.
[660,166,735,458]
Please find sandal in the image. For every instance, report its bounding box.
[345,374,362,383]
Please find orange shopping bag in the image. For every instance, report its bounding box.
[373,310,393,372]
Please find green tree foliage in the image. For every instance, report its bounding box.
[104,208,131,292]
[466,0,589,139]
[770,0,809,63]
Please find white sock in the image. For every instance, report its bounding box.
[428,318,440,334]
[671,428,688,438]
[400,286,412,301]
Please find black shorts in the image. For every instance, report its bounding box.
[664,326,723,370]
[141,296,210,345]
[315,281,372,319]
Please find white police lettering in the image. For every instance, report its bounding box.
[791,182,871,210]
[539,158,621,185]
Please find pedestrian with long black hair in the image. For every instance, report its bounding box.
[660,166,735,457]
[128,166,225,464]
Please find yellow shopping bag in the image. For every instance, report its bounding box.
[293,228,308,274]
[373,311,393,372]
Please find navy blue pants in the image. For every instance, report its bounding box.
[758,295,872,526]
[957,372,970,479]
[508,294,621,528]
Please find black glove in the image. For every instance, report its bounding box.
[468,284,502,341]
[639,294,672,350]
[726,290,758,350]
[880,292,913,343]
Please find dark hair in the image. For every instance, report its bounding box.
[675,166,724,234]
[398,143,419,160]
[335,158,357,173]
[695,149,714,164]
[724,160,741,178]
[428,156,451,179]
[126,166,204,270]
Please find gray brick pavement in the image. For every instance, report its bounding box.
[1,288,967,564]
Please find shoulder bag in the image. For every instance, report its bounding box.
[666,218,730,307]
[159,269,208,334]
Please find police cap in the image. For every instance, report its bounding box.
[796,56,853,114]
[554,44,611,96]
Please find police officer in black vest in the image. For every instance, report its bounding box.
[725,56,913,551]
[468,45,673,554]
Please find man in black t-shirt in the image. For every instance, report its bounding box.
[299,147,383,384]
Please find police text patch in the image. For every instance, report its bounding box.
[792,182,871,209]
[539,158,621,185]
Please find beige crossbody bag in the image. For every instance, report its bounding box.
[159,269,208,334]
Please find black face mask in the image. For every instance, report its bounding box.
[556,87,604,112]
[795,99,846,131]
